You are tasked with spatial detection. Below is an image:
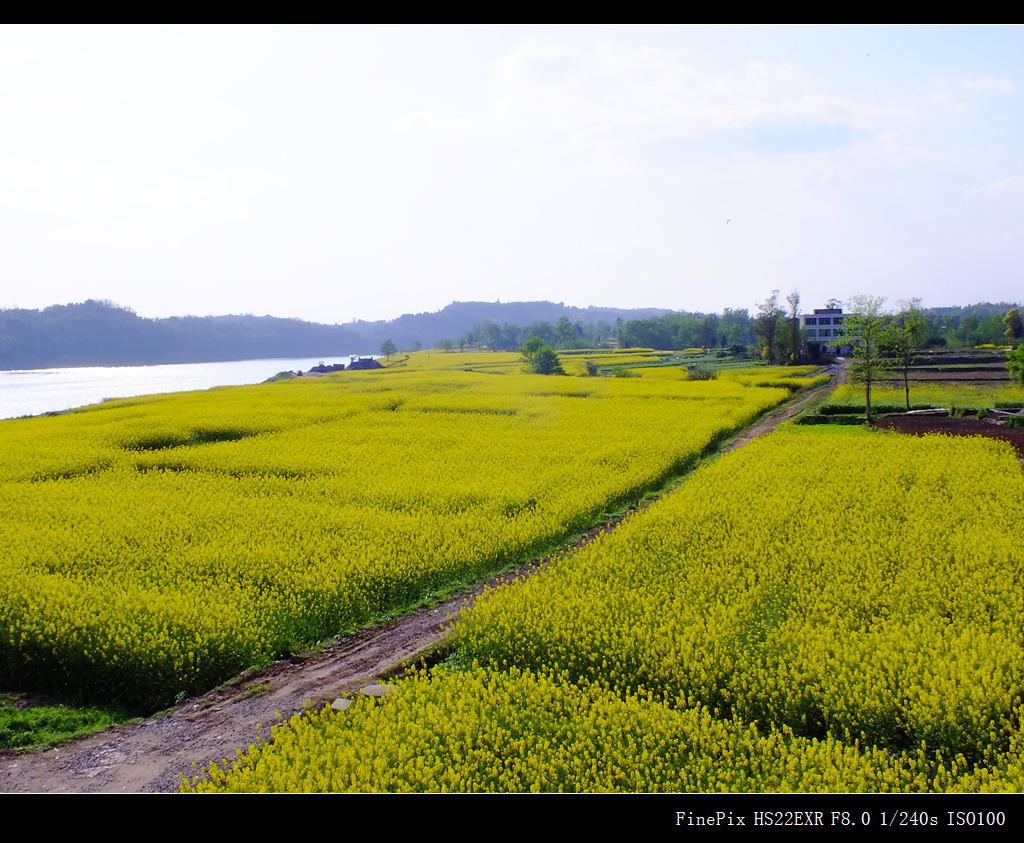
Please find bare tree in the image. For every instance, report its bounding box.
[756,290,782,363]
[786,289,801,364]
[887,298,924,411]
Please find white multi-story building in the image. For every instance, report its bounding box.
[800,307,849,355]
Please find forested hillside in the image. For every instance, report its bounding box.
[2,298,1018,370]
[0,300,666,370]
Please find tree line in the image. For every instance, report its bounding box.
[752,292,1024,368]
[837,297,1024,424]
[438,316,618,353]
[439,311,760,354]
[5,297,1019,372]
[455,300,1022,361]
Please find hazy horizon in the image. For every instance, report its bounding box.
[3,294,1021,326]
[2,26,1022,323]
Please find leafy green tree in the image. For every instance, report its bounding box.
[721,307,754,349]
[885,298,925,411]
[483,321,503,351]
[949,313,980,347]
[554,317,579,349]
[437,339,454,352]
[978,313,1006,345]
[836,295,889,425]
[1004,308,1023,344]
[530,346,566,374]
[520,336,565,375]
[1008,344,1024,385]
[501,323,521,351]
[519,336,545,357]
[525,321,556,346]
[697,313,719,349]
[380,338,397,360]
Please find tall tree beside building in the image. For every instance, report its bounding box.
[786,289,801,363]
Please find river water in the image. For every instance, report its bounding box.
[0,357,356,420]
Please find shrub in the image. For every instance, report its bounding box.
[520,338,566,375]
[1008,345,1024,386]
[527,345,565,376]
[686,366,718,381]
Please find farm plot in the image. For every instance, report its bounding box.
[190,425,1024,792]
[0,369,786,710]
[821,383,1024,415]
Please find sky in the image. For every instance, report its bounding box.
[1,25,1021,324]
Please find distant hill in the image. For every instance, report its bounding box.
[4,298,1018,370]
[0,299,670,370]
[0,301,367,370]
[350,300,670,350]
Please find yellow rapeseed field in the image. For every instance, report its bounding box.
[0,364,786,709]
[188,424,1024,792]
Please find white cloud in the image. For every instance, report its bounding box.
[968,175,1024,195]
[960,76,1014,94]
[3,26,1020,322]
[927,75,1014,112]
[394,39,917,173]
[391,109,475,137]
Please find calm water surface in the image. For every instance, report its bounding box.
[0,357,352,420]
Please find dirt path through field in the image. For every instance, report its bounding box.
[723,360,846,452]
[0,561,546,793]
[0,365,846,793]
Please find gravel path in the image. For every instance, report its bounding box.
[0,553,561,792]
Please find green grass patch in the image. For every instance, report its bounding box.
[0,692,129,751]
[822,384,1024,414]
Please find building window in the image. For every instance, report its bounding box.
[805,318,817,325]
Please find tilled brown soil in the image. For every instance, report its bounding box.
[873,414,1024,457]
